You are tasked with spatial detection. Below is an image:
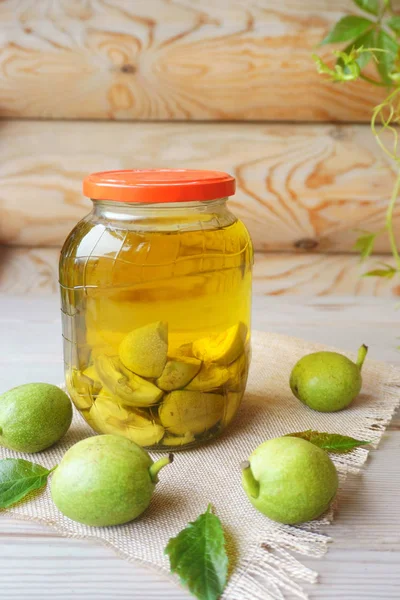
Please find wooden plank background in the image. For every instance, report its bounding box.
[1,0,399,297]
[1,246,398,297]
[0,0,388,122]
[1,120,398,252]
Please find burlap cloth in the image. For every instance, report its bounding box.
[1,331,399,600]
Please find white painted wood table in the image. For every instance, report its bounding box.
[0,294,399,600]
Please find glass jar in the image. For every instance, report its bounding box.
[60,169,253,450]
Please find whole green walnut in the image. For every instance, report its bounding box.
[290,345,368,412]
[241,436,338,525]
[0,383,72,453]
[51,435,172,527]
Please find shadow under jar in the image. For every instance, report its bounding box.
[59,169,253,450]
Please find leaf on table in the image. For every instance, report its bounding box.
[353,231,378,260]
[320,16,374,45]
[286,430,370,453]
[165,504,228,600]
[375,30,399,84]
[352,0,379,16]
[0,459,55,509]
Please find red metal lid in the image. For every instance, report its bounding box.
[83,169,236,203]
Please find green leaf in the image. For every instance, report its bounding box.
[0,459,54,509]
[387,16,400,35]
[165,505,228,600]
[286,431,370,453]
[375,30,399,84]
[333,50,362,80]
[353,0,379,16]
[363,264,397,278]
[353,231,377,260]
[313,54,360,82]
[321,16,374,45]
[339,30,377,71]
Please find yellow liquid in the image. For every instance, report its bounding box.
[60,211,253,450]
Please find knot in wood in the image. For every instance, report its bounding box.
[120,64,136,74]
[294,238,319,251]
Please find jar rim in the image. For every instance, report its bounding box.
[83,169,235,204]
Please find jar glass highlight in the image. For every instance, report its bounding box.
[59,171,253,450]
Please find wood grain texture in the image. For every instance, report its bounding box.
[0,247,60,294]
[1,246,399,297]
[1,119,399,251]
[0,294,398,600]
[0,0,389,122]
[253,253,400,296]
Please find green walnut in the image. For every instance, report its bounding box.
[162,432,195,447]
[185,362,230,391]
[156,356,201,391]
[95,355,163,407]
[0,383,72,453]
[241,436,338,524]
[159,390,224,435]
[123,409,165,447]
[51,435,173,526]
[172,342,195,358]
[192,322,247,365]
[221,391,243,427]
[67,365,103,410]
[88,390,164,447]
[119,321,168,378]
[82,364,99,382]
[290,345,368,412]
[88,389,131,434]
[186,351,247,392]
